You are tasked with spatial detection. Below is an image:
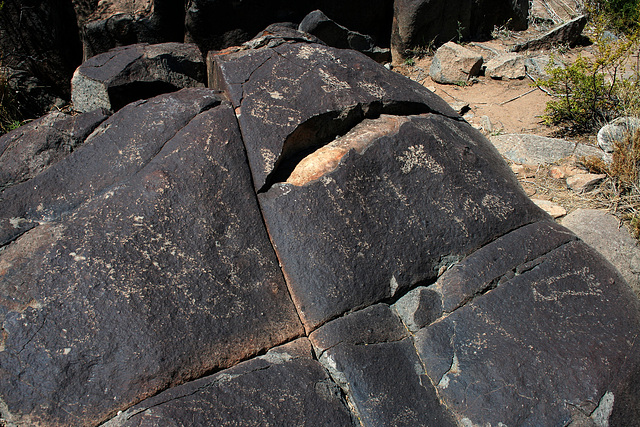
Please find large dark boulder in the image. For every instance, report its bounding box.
[71,43,206,113]
[391,0,529,61]
[298,10,391,62]
[208,31,457,192]
[0,88,303,425]
[1,38,640,426]
[209,32,547,330]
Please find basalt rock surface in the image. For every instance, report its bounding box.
[71,43,206,113]
[1,37,640,427]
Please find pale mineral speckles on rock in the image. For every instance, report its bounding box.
[396,145,444,174]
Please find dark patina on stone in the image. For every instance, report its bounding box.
[208,35,457,190]
[104,339,354,426]
[259,113,547,331]
[0,95,302,426]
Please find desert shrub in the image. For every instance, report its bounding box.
[586,0,640,35]
[581,129,640,237]
[540,24,639,132]
[611,128,640,183]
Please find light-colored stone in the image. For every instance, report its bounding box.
[597,116,640,153]
[530,0,583,24]
[485,53,526,79]
[490,134,608,165]
[449,101,470,114]
[566,173,606,193]
[562,209,640,298]
[429,42,483,85]
[524,54,562,79]
[531,199,566,218]
[480,115,493,133]
[490,133,575,165]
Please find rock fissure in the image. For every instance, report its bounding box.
[224,96,306,333]
[112,365,275,424]
[258,103,444,192]
[236,55,273,107]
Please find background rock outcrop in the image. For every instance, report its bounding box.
[391,0,529,61]
[0,0,82,115]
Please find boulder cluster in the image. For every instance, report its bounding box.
[0,0,532,117]
[1,2,640,427]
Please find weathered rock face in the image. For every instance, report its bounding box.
[562,208,640,297]
[2,38,640,427]
[485,53,526,79]
[0,88,303,426]
[259,113,548,330]
[104,339,354,426]
[0,109,109,190]
[391,0,529,61]
[511,14,588,52]
[80,0,185,59]
[72,43,206,113]
[208,35,457,191]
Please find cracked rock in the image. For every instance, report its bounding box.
[104,339,353,426]
[258,113,547,331]
[0,95,302,426]
[207,32,457,191]
[0,109,110,190]
[415,240,640,426]
[310,304,456,426]
[0,88,221,248]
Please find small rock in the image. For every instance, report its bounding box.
[597,116,640,153]
[511,164,526,175]
[450,101,470,114]
[485,53,526,79]
[429,42,483,85]
[562,209,640,297]
[549,166,565,179]
[566,173,606,193]
[481,115,493,133]
[531,199,567,218]
[511,15,588,52]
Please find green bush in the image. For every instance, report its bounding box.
[540,27,639,132]
[587,0,640,34]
